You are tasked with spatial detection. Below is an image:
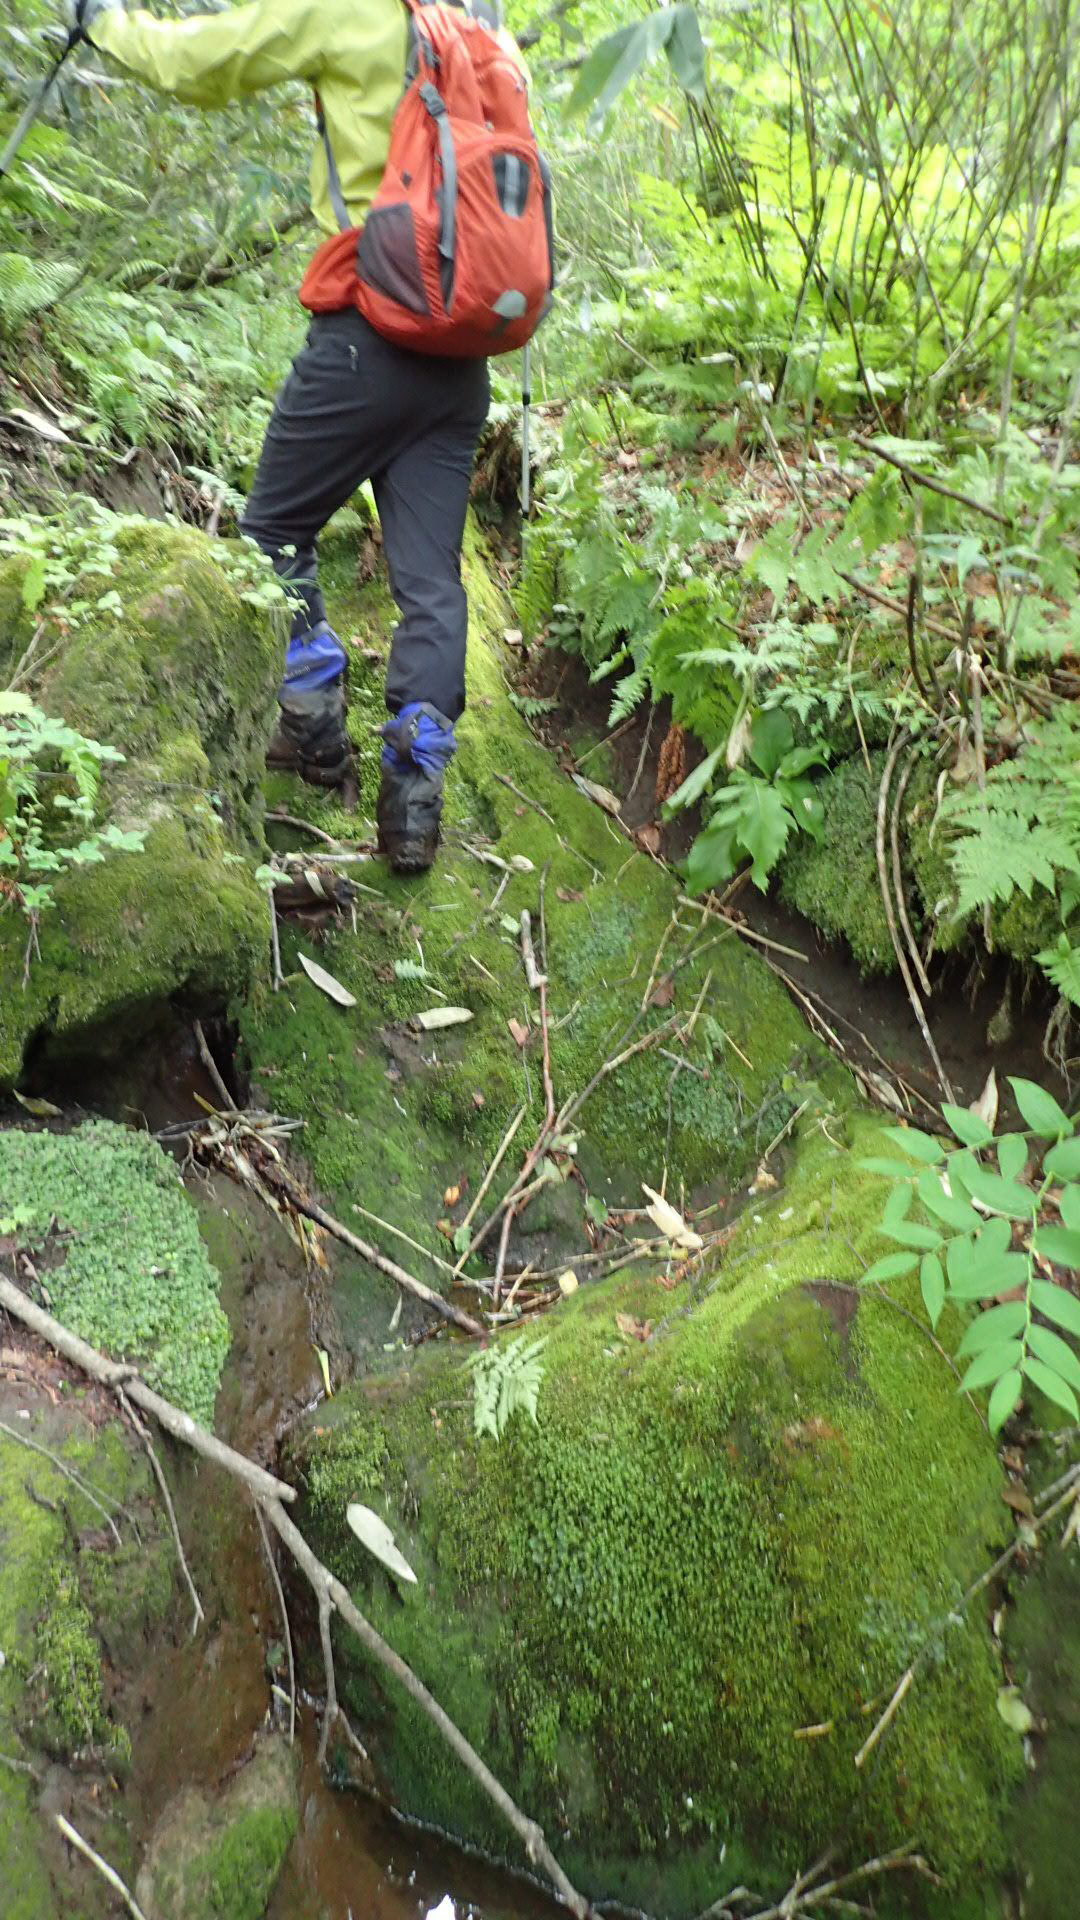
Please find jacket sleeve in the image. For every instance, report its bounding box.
[90,0,326,108]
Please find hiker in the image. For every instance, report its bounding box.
[68,0,551,870]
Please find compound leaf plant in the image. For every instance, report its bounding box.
[862,1079,1080,1433]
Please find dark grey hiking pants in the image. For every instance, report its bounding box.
[241,309,490,722]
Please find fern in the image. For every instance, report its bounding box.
[0,253,82,332]
[947,810,1076,916]
[1037,934,1080,1008]
[943,711,1080,920]
[468,1335,547,1440]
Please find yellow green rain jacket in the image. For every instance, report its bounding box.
[91,0,411,235]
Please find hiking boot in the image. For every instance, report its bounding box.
[267,686,353,787]
[269,621,352,787]
[377,703,456,873]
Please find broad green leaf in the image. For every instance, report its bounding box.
[664,4,707,101]
[1032,1224,1080,1269]
[955,1300,1028,1358]
[977,1215,1013,1257]
[942,1104,994,1148]
[878,1219,943,1251]
[728,781,792,889]
[917,1169,977,1232]
[664,740,725,816]
[860,1251,918,1284]
[961,1164,1032,1220]
[882,1126,945,1165]
[948,1253,1029,1299]
[748,707,794,779]
[684,818,738,895]
[859,1157,922,1179]
[987,1368,1023,1433]
[1043,1136,1080,1181]
[1060,1184,1080,1234]
[961,1341,1024,1392]
[1030,1277,1080,1337]
[920,1252,945,1329]
[1022,1355,1079,1419]
[1027,1323,1080,1392]
[946,1235,977,1290]
[1008,1077,1072,1141]
[20,551,46,612]
[883,1179,913,1225]
[565,12,675,125]
[997,1135,1028,1183]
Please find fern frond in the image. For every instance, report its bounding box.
[1037,935,1080,1008]
[947,810,1075,915]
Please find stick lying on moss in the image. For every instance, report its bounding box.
[0,1273,590,1920]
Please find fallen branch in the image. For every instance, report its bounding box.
[856,1461,1080,1767]
[452,1104,528,1275]
[193,1018,235,1113]
[678,894,809,964]
[266,1166,486,1339]
[55,1812,149,1920]
[0,1416,122,1545]
[118,1387,204,1637]
[0,1276,297,1506]
[692,1841,938,1920]
[851,432,1011,527]
[874,737,955,1103]
[255,1503,296,1747]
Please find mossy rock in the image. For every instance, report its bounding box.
[0,1120,229,1421]
[240,521,816,1355]
[135,1734,298,1920]
[0,1392,174,1919]
[285,1112,1019,1915]
[779,748,1060,979]
[1004,1525,1080,1920]
[0,519,283,1085]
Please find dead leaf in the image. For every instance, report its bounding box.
[414,1006,473,1030]
[509,854,535,874]
[13,1091,62,1118]
[298,952,357,1007]
[971,1066,998,1133]
[649,976,675,1009]
[471,1090,486,1109]
[507,1017,530,1048]
[558,1270,579,1296]
[996,1686,1035,1735]
[616,448,639,470]
[635,823,662,857]
[503,627,524,647]
[572,773,622,817]
[1001,1485,1035,1519]
[615,1311,652,1341]
[641,1183,704,1250]
[346,1504,417,1584]
[443,1184,462,1208]
[726,710,752,770]
[749,1164,778,1193]
[556,887,584,903]
[436,1217,453,1239]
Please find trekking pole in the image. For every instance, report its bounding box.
[521,341,532,517]
[0,29,82,185]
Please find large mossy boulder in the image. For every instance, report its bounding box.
[237,525,1020,1914]
[287,1117,1018,1916]
[0,517,282,1084]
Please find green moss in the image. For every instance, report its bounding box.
[242,523,815,1352]
[0,521,282,1084]
[0,1122,229,1421]
[34,1564,124,1757]
[287,1110,1018,1913]
[780,754,896,973]
[137,1736,298,1920]
[1004,1536,1080,1920]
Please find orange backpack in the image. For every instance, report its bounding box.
[299,0,554,358]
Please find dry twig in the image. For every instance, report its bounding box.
[255,1502,296,1746]
[55,1813,149,1920]
[117,1388,204,1636]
